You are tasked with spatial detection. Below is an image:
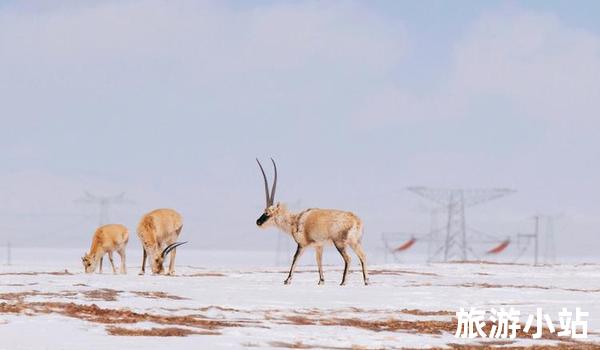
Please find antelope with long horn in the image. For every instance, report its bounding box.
[81,224,129,274]
[255,158,369,286]
[137,208,187,275]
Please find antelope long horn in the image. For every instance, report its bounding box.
[161,241,188,258]
[256,158,271,206]
[269,158,277,205]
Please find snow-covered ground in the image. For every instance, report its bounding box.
[1,249,599,349]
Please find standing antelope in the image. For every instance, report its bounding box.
[137,208,187,275]
[255,159,369,286]
[81,224,129,274]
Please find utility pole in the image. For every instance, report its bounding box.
[518,215,540,266]
[543,216,557,264]
[534,215,539,266]
[6,241,11,266]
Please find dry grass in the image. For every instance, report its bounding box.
[106,326,219,337]
[266,341,355,350]
[0,283,38,287]
[460,282,600,293]
[369,269,440,277]
[267,341,314,349]
[446,342,600,349]
[0,291,78,302]
[182,272,227,277]
[82,288,121,301]
[196,305,240,312]
[1,286,598,348]
[281,315,566,342]
[266,340,600,350]
[320,317,456,334]
[0,270,72,276]
[0,301,245,330]
[448,260,530,266]
[0,288,190,303]
[0,289,120,302]
[405,282,600,293]
[400,308,454,316]
[131,291,188,300]
[280,314,455,334]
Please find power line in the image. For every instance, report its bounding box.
[74,192,134,226]
[407,187,516,262]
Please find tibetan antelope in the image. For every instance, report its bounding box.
[81,224,129,274]
[137,208,187,275]
[255,159,369,286]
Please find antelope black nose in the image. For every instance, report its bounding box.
[256,213,269,226]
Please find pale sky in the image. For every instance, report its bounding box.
[0,1,599,260]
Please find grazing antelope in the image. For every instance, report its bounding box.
[81,224,129,274]
[137,208,187,275]
[255,159,369,286]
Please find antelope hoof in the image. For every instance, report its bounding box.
[364,279,370,286]
[318,279,325,286]
[284,278,292,285]
[167,271,176,276]
[138,270,145,276]
[340,281,347,286]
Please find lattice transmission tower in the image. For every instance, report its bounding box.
[75,192,134,226]
[407,187,516,262]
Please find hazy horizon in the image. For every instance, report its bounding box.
[1,0,599,262]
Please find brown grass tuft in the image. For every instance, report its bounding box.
[369,269,440,277]
[131,291,188,300]
[267,341,363,350]
[400,308,454,316]
[82,289,121,301]
[0,270,72,276]
[0,301,246,330]
[268,341,313,349]
[446,342,600,349]
[183,272,226,277]
[105,326,219,337]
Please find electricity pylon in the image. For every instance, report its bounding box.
[75,192,134,226]
[407,187,516,262]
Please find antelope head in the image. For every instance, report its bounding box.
[255,158,281,228]
[152,241,187,274]
[81,254,96,273]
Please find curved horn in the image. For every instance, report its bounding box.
[269,158,277,205]
[161,241,188,258]
[256,158,271,206]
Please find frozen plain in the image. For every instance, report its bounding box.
[0,248,599,349]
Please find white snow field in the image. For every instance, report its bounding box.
[1,249,600,349]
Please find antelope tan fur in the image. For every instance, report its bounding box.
[137,208,187,275]
[81,224,129,274]
[255,158,369,286]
